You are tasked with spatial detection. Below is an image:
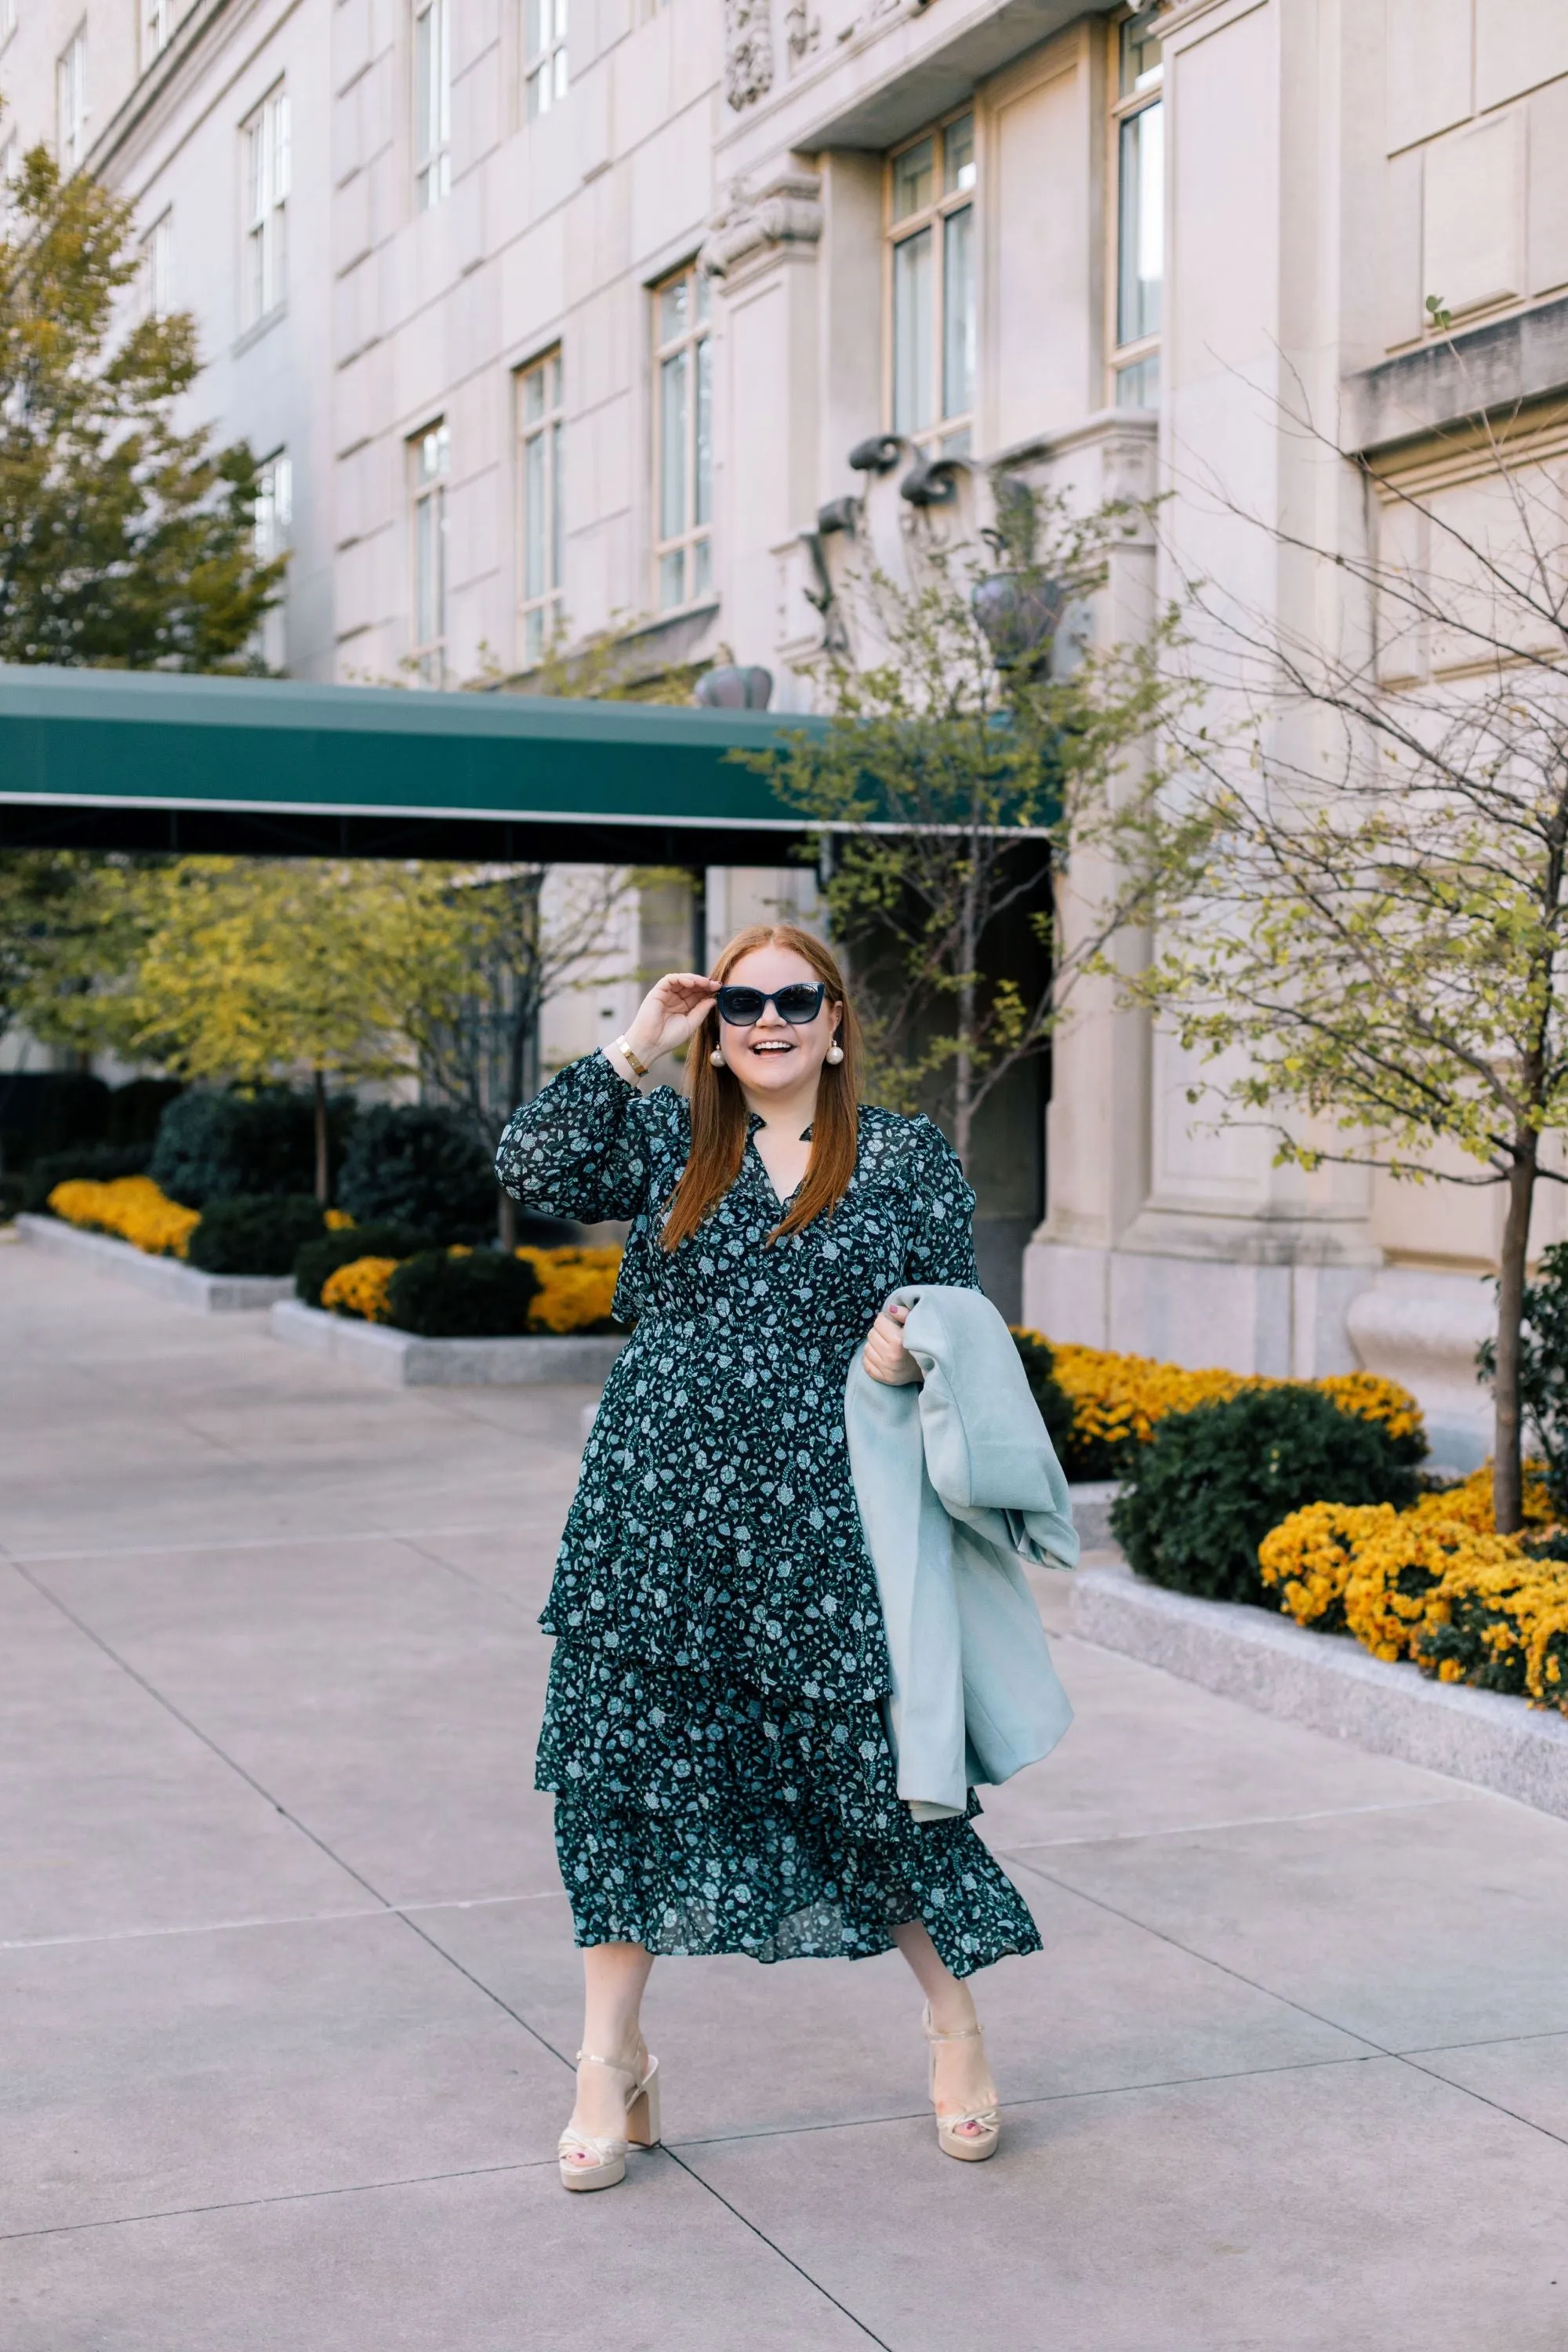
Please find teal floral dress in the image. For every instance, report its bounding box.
[495,1052,1041,1978]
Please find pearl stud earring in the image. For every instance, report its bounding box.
[826,1042,844,1065]
[710,1047,724,1067]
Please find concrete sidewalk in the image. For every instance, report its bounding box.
[2,1236,1566,2350]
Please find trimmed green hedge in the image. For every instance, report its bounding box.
[186,1196,326,1277]
[336,1105,497,1239]
[386,1249,541,1338]
[150,1088,354,1208]
[1109,1385,1420,1607]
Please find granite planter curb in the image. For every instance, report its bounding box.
[1067,1479,1123,1551]
[15,1212,293,1313]
[1070,1559,1568,1822]
[270,1298,628,1387]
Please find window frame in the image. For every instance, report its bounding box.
[414,0,452,212]
[524,0,568,121]
[241,84,290,332]
[410,419,450,688]
[1106,5,1164,410]
[253,448,292,670]
[517,349,564,665]
[651,261,713,616]
[56,26,88,173]
[140,210,172,318]
[882,105,978,459]
[142,0,169,70]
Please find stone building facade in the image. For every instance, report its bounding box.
[5,0,1568,1448]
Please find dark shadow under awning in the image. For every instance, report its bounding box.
[0,665,829,863]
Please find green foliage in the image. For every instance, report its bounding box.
[24,1143,150,1213]
[293,1221,441,1308]
[1009,1329,1078,1468]
[0,147,281,668]
[149,1087,354,1207]
[128,858,474,1094]
[336,1103,497,1238]
[387,1247,541,1338]
[1110,1386,1419,1606]
[740,485,1189,1149]
[1479,1243,1568,1519]
[186,1194,325,1276]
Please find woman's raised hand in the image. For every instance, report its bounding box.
[614,973,719,1072]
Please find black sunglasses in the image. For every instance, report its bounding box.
[715,982,827,1026]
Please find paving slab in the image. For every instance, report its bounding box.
[1020,1793,1568,2051]
[0,1911,571,2235]
[681,2057,1568,2352]
[0,2161,876,2352]
[7,1236,1568,2350]
[975,1631,1461,1853]
[20,1536,561,1908]
[0,1566,358,1944]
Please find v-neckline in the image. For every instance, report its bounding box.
[747,1116,812,1210]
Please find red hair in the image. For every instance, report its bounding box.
[661,924,861,1250]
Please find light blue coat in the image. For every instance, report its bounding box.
[844,1283,1079,1820]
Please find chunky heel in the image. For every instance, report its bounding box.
[626,2058,662,2147]
[557,2049,662,2191]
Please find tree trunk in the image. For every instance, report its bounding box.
[1493,1138,1538,1534]
[498,1186,517,1250]
[954,859,979,1166]
[312,1069,329,1206]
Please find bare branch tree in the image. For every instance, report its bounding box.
[1123,374,1568,1530]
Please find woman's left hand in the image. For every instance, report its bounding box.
[862,1301,922,1386]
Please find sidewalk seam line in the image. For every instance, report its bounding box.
[1011,1849,1568,2157]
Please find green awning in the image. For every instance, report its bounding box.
[0,664,829,862]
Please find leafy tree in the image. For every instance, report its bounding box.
[1121,400,1568,1533]
[0,144,281,667]
[127,858,474,1200]
[744,485,1190,1160]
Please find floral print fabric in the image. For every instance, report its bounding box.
[497,1052,1042,1977]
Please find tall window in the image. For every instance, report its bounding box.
[242,86,289,328]
[887,110,976,456]
[411,421,449,686]
[140,211,172,318]
[415,0,451,210]
[524,0,568,118]
[143,0,169,67]
[56,27,88,172]
[517,350,564,662]
[254,450,292,670]
[1109,6,1163,407]
[653,264,711,612]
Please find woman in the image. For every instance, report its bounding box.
[496,924,1043,2190]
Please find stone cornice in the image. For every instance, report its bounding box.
[699,172,825,284]
[1343,294,1568,457]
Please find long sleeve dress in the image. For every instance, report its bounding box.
[496,1052,1041,1979]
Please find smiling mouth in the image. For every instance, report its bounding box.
[748,1038,796,1054]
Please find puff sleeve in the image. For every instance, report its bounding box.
[495,1053,666,1224]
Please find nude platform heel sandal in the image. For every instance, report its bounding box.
[923,2005,1001,2163]
[557,2049,662,2192]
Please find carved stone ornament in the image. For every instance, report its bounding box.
[699,172,824,282]
[724,0,774,109]
[784,0,819,66]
